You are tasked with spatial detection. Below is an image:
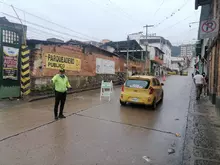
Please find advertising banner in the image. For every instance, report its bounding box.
[3,46,19,80]
[100,80,113,101]
[45,53,81,71]
[96,58,115,74]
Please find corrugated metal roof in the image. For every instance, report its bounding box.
[104,40,143,51]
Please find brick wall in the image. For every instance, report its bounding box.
[29,44,144,95]
[30,45,121,77]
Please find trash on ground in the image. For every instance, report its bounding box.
[175,133,181,137]
[175,118,179,120]
[73,96,84,100]
[142,156,151,162]
[171,142,176,147]
[168,148,175,154]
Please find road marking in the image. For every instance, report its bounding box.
[142,156,151,162]
[76,113,178,136]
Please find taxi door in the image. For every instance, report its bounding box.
[152,78,161,102]
[155,78,163,100]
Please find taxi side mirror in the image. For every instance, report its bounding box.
[161,83,164,86]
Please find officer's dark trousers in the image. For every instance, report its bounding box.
[54,91,67,117]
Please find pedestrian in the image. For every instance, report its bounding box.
[52,69,72,120]
[193,71,204,100]
[202,72,208,96]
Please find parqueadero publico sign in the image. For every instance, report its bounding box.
[45,53,81,71]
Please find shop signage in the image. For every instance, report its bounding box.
[96,58,115,74]
[45,53,81,71]
[3,46,19,80]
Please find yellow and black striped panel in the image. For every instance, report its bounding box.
[21,45,31,95]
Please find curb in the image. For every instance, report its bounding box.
[28,84,122,102]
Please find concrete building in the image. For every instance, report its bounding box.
[101,39,111,44]
[194,0,220,108]
[180,44,195,59]
[0,17,27,98]
[171,57,185,72]
[128,33,172,72]
[103,40,146,75]
[146,36,172,71]
[46,38,64,43]
[148,46,164,76]
[84,41,102,47]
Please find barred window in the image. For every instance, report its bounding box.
[2,30,19,44]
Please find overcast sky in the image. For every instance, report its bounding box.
[0,0,201,45]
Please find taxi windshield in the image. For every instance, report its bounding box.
[125,79,150,89]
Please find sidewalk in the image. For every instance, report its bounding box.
[183,85,220,165]
[0,88,111,142]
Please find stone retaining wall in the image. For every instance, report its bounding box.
[30,72,126,96]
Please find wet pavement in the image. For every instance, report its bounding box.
[0,75,193,165]
[182,86,220,165]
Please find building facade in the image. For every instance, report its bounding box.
[180,44,195,59]
[195,0,220,109]
[128,33,172,74]
[141,36,172,71]
[0,17,27,98]
[170,57,185,72]
[148,46,164,76]
[103,40,146,75]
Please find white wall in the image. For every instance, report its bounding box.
[148,46,156,60]
[106,46,115,53]
[171,57,185,71]
[149,42,171,69]
[171,63,180,71]
[128,33,143,43]
[128,34,172,69]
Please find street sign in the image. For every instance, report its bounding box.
[199,19,219,39]
[100,80,113,101]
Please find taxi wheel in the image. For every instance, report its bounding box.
[161,92,164,102]
[152,99,157,110]
[120,100,126,106]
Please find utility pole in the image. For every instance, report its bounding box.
[11,5,26,45]
[143,24,154,75]
[126,35,129,78]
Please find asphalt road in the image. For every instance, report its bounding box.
[0,74,192,165]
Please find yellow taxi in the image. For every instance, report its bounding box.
[182,71,188,76]
[120,75,164,109]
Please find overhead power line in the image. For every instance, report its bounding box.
[1,12,90,41]
[166,26,198,40]
[154,0,165,16]
[154,0,191,27]
[86,0,143,26]
[27,26,66,40]
[0,0,100,41]
[158,15,193,33]
[107,0,143,25]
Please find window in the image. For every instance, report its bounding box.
[155,79,161,86]
[152,79,157,86]
[125,80,150,89]
[2,30,19,44]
